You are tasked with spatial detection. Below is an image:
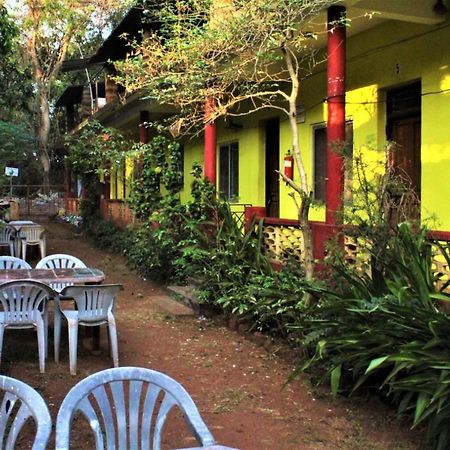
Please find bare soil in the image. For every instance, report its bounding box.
[3,219,425,449]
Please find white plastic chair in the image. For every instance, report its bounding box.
[0,280,57,373]
[0,256,32,269]
[55,366,216,450]
[55,284,123,375]
[0,374,52,449]
[19,225,46,261]
[36,254,87,292]
[0,226,15,256]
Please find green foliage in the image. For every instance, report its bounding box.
[0,7,34,124]
[125,159,215,282]
[0,7,17,58]
[116,0,337,130]
[114,0,345,280]
[80,130,319,334]
[83,214,132,253]
[0,121,42,186]
[293,223,450,448]
[131,135,183,219]
[66,120,136,182]
[175,200,325,335]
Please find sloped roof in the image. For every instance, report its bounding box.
[90,7,159,64]
[54,85,84,107]
[55,83,106,107]
[60,58,99,73]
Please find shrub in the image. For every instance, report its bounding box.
[292,223,450,449]
[176,200,326,336]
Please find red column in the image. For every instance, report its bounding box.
[326,5,346,224]
[204,97,217,185]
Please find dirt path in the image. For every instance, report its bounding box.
[4,219,424,449]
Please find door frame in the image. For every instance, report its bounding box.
[264,118,280,218]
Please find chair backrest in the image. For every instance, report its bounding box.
[55,367,216,450]
[0,226,15,244]
[59,284,122,323]
[0,281,56,325]
[36,255,87,291]
[0,374,52,450]
[19,225,45,242]
[0,256,32,270]
[36,254,86,270]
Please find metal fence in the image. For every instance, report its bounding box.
[0,184,65,218]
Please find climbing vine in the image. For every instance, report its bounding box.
[65,120,136,181]
[130,135,184,219]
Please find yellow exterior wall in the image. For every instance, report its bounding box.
[116,166,125,199]
[180,139,203,204]
[110,167,117,200]
[124,157,134,199]
[178,20,450,231]
[344,21,450,230]
[181,125,266,207]
[192,19,450,231]
[216,126,265,207]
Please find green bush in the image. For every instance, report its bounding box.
[176,200,326,336]
[293,223,450,449]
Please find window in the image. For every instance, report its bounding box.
[219,142,239,201]
[313,121,353,203]
[313,126,327,202]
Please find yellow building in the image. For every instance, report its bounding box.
[59,1,450,249]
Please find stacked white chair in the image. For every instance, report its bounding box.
[55,284,123,375]
[0,375,52,449]
[55,367,217,450]
[19,225,46,261]
[0,226,15,257]
[36,253,87,292]
[0,281,57,373]
[0,256,31,269]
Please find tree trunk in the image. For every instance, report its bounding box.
[38,84,51,193]
[283,45,315,284]
[299,194,314,284]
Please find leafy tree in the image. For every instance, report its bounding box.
[115,0,343,281]
[8,0,132,191]
[0,6,40,191]
[0,120,42,188]
[0,6,34,123]
[0,5,17,57]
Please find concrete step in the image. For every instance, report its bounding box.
[166,285,199,312]
[151,294,195,316]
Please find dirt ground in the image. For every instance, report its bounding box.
[3,219,426,449]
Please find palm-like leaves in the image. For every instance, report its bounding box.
[293,223,450,449]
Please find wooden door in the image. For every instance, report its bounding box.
[391,117,421,198]
[265,119,280,218]
[390,116,421,221]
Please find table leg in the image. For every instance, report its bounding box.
[92,326,101,353]
[14,236,20,258]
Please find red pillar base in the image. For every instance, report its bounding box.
[244,206,266,232]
